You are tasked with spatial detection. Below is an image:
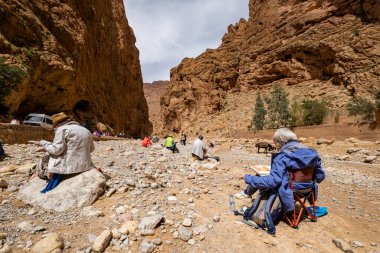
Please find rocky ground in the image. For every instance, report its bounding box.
[0,137,379,253]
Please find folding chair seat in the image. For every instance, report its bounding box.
[283,167,317,228]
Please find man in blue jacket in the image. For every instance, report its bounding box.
[243,128,325,213]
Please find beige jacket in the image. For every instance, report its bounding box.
[191,138,207,159]
[40,121,95,174]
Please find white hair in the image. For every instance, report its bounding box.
[273,128,297,146]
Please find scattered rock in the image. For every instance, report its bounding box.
[200,163,218,170]
[213,215,220,222]
[168,196,177,201]
[346,147,361,154]
[17,221,33,232]
[119,221,138,235]
[363,156,377,163]
[352,241,364,248]
[182,218,192,227]
[138,214,164,231]
[346,137,360,143]
[92,229,112,253]
[151,238,162,245]
[0,165,17,174]
[106,188,116,197]
[0,179,8,188]
[31,233,64,253]
[126,179,136,187]
[188,238,195,245]
[178,226,192,241]
[15,163,35,174]
[139,239,155,253]
[316,138,335,145]
[332,238,353,253]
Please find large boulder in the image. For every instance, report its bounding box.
[18,169,106,212]
[31,233,64,253]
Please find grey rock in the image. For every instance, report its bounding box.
[17,221,33,232]
[126,179,136,187]
[352,241,364,248]
[106,188,116,197]
[18,169,106,212]
[178,226,192,241]
[138,214,163,231]
[139,239,155,253]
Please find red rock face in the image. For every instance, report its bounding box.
[161,0,380,135]
[143,81,169,135]
[0,0,152,136]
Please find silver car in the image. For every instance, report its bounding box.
[23,113,53,129]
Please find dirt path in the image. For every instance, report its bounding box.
[0,139,379,253]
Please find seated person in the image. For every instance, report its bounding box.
[0,139,5,158]
[31,112,96,192]
[191,135,208,160]
[152,134,159,143]
[142,136,152,147]
[241,128,325,214]
[164,135,178,153]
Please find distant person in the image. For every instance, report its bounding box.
[164,135,179,153]
[0,139,5,158]
[180,132,187,146]
[191,135,208,160]
[30,112,96,193]
[142,136,152,147]
[152,134,159,143]
[93,130,101,137]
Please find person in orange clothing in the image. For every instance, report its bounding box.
[142,136,152,147]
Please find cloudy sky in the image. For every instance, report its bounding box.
[124,0,249,83]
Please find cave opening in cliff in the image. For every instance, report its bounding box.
[73,100,90,112]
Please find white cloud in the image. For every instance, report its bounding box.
[124,0,249,82]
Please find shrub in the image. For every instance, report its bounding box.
[252,93,266,131]
[289,100,304,127]
[0,58,25,97]
[302,99,329,125]
[265,84,290,128]
[347,97,375,121]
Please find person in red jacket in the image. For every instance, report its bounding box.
[142,136,152,147]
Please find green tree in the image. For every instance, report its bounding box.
[302,99,329,125]
[347,97,375,121]
[252,93,266,130]
[265,84,290,128]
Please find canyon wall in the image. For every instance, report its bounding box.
[161,0,380,136]
[0,0,151,136]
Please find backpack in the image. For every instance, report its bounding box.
[29,154,50,180]
[243,189,282,235]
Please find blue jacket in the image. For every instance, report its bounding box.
[244,141,325,212]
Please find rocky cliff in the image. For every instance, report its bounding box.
[161,0,380,136]
[0,0,151,136]
[143,81,169,135]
